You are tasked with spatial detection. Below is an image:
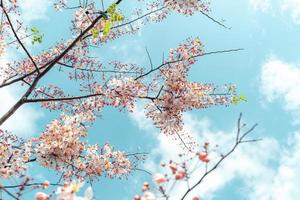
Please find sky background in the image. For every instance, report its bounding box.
[1,0,300,199]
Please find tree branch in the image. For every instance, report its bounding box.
[180,113,258,199]
[1,5,40,74]
[0,0,125,126]
[135,48,244,80]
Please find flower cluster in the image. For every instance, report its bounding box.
[53,0,67,11]
[35,114,87,171]
[0,129,31,178]
[106,77,145,111]
[73,4,97,32]
[82,143,133,179]
[0,37,5,58]
[145,38,236,137]
[2,41,69,85]
[134,143,213,200]
[35,113,133,180]
[164,0,209,15]
[134,182,156,200]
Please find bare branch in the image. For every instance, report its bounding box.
[180,114,258,199]
[135,48,244,80]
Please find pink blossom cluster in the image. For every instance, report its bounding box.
[35,113,132,180]
[144,1,170,23]
[164,0,209,15]
[73,4,97,32]
[145,38,235,136]
[1,42,69,85]
[35,114,88,171]
[35,85,67,111]
[83,143,132,178]
[134,143,212,200]
[106,77,145,111]
[53,0,67,11]
[0,130,31,178]
[0,36,5,58]
[135,182,156,200]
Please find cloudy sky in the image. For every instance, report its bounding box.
[1,0,300,199]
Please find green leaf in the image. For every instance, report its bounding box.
[99,3,125,39]
[107,4,117,15]
[31,26,39,33]
[232,95,247,105]
[91,28,100,39]
[239,95,247,102]
[31,30,44,45]
[103,21,112,36]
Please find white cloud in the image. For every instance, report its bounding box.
[0,87,43,137]
[249,0,300,24]
[247,131,300,199]
[281,0,300,24]
[0,56,43,137]
[260,57,300,123]
[20,0,52,23]
[130,107,300,200]
[249,0,271,12]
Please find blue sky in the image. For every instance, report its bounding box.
[1,0,300,199]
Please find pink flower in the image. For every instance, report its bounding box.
[134,195,142,200]
[169,162,177,174]
[9,0,17,5]
[154,173,167,184]
[198,152,210,163]
[35,192,49,200]
[0,37,5,58]
[142,182,150,191]
[42,180,50,189]
[175,170,186,180]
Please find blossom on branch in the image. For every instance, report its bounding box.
[0,37,5,58]
[164,0,209,15]
[0,130,31,178]
[35,113,135,180]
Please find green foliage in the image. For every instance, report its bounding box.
[107,3,117,15]
[91,28,100,39]
[103,3,124,36]
[31,26,44,45]
[232,95,247,105]
[103,21,112,36]
[91,3,125,38]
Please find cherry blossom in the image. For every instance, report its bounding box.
[35,113,135,180]
[145,38,237,147]
[35,192,50,200]
[154,173,167,184]
[175,170,186,180]
[0,37,5,58]
[0,130,31,178]
[169,162,177,174]
[42,180,50,189]
[198,152,209,163]
[54,0,67,11]
[164,0,209,15]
